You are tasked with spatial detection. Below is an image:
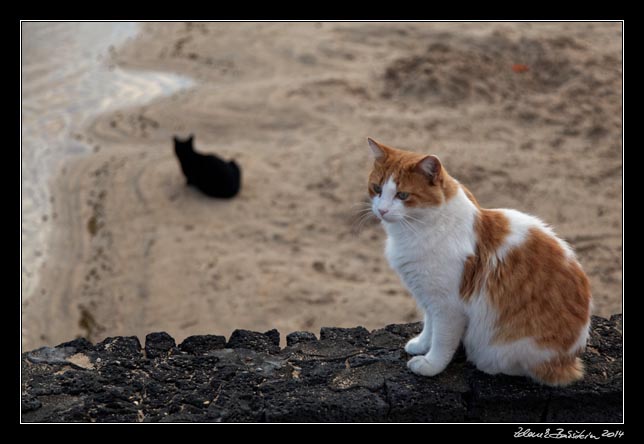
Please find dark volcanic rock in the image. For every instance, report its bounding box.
[319,326,370,346]
[263,384,389,422]
[95,336,142,360]
[367,322,423,350]
[263,329,280,347]
[285,331,317,346]
[226,329,280,354]
[21,395,42,412]
[178,335,227,354]
[21,315,623,423]
[145,332,177,358]
[55,337,94,352]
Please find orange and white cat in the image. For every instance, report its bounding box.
[367,138,591,386]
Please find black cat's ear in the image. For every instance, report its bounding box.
[367,138,388,162]
[188,134,194,142]
[415,155,443,185]
[173,135,179,142]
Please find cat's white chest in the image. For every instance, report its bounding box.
[380,188,478,307]
[384,230,470,308]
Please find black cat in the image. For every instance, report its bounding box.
[173,135,241,198]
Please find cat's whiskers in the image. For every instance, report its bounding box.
[351,207,378,235]
[353,213,376,234]
[401,217,421,237]
[352,208,374,220]
[403,214,428,226]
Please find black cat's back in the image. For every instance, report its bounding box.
[173,135,241,198]
[225,160,242,197]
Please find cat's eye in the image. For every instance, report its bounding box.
[372,183,382,194]
[396,192,410,200]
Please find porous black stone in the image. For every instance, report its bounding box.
[263,329,280,347]
[95,336,142,360]
[226,329,280,354]
[55,337,94,352]
[285,331,317,347]
[21,314,623,423]
[178,335,227,355]
[319,326,370,346]
[145,332,177,358]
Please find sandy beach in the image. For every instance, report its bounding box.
[22,22,622,350]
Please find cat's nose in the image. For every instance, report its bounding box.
[378,208,389,216]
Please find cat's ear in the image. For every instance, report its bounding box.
[368,138,388,162]
[415,155,443,185]
[188,134,194,142]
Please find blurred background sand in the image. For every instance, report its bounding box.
[22,22,622,350]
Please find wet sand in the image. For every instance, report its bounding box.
[22,22,622,350]
[21,22,191,335]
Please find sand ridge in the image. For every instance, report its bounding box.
[23,22,622,350]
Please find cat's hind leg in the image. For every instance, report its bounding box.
[408,306,466,377]
[405,311,432,355]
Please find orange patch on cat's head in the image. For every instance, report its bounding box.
[367,138,457,207]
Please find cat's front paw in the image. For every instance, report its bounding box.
[405,336,430,355]
[407,356,444,377]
